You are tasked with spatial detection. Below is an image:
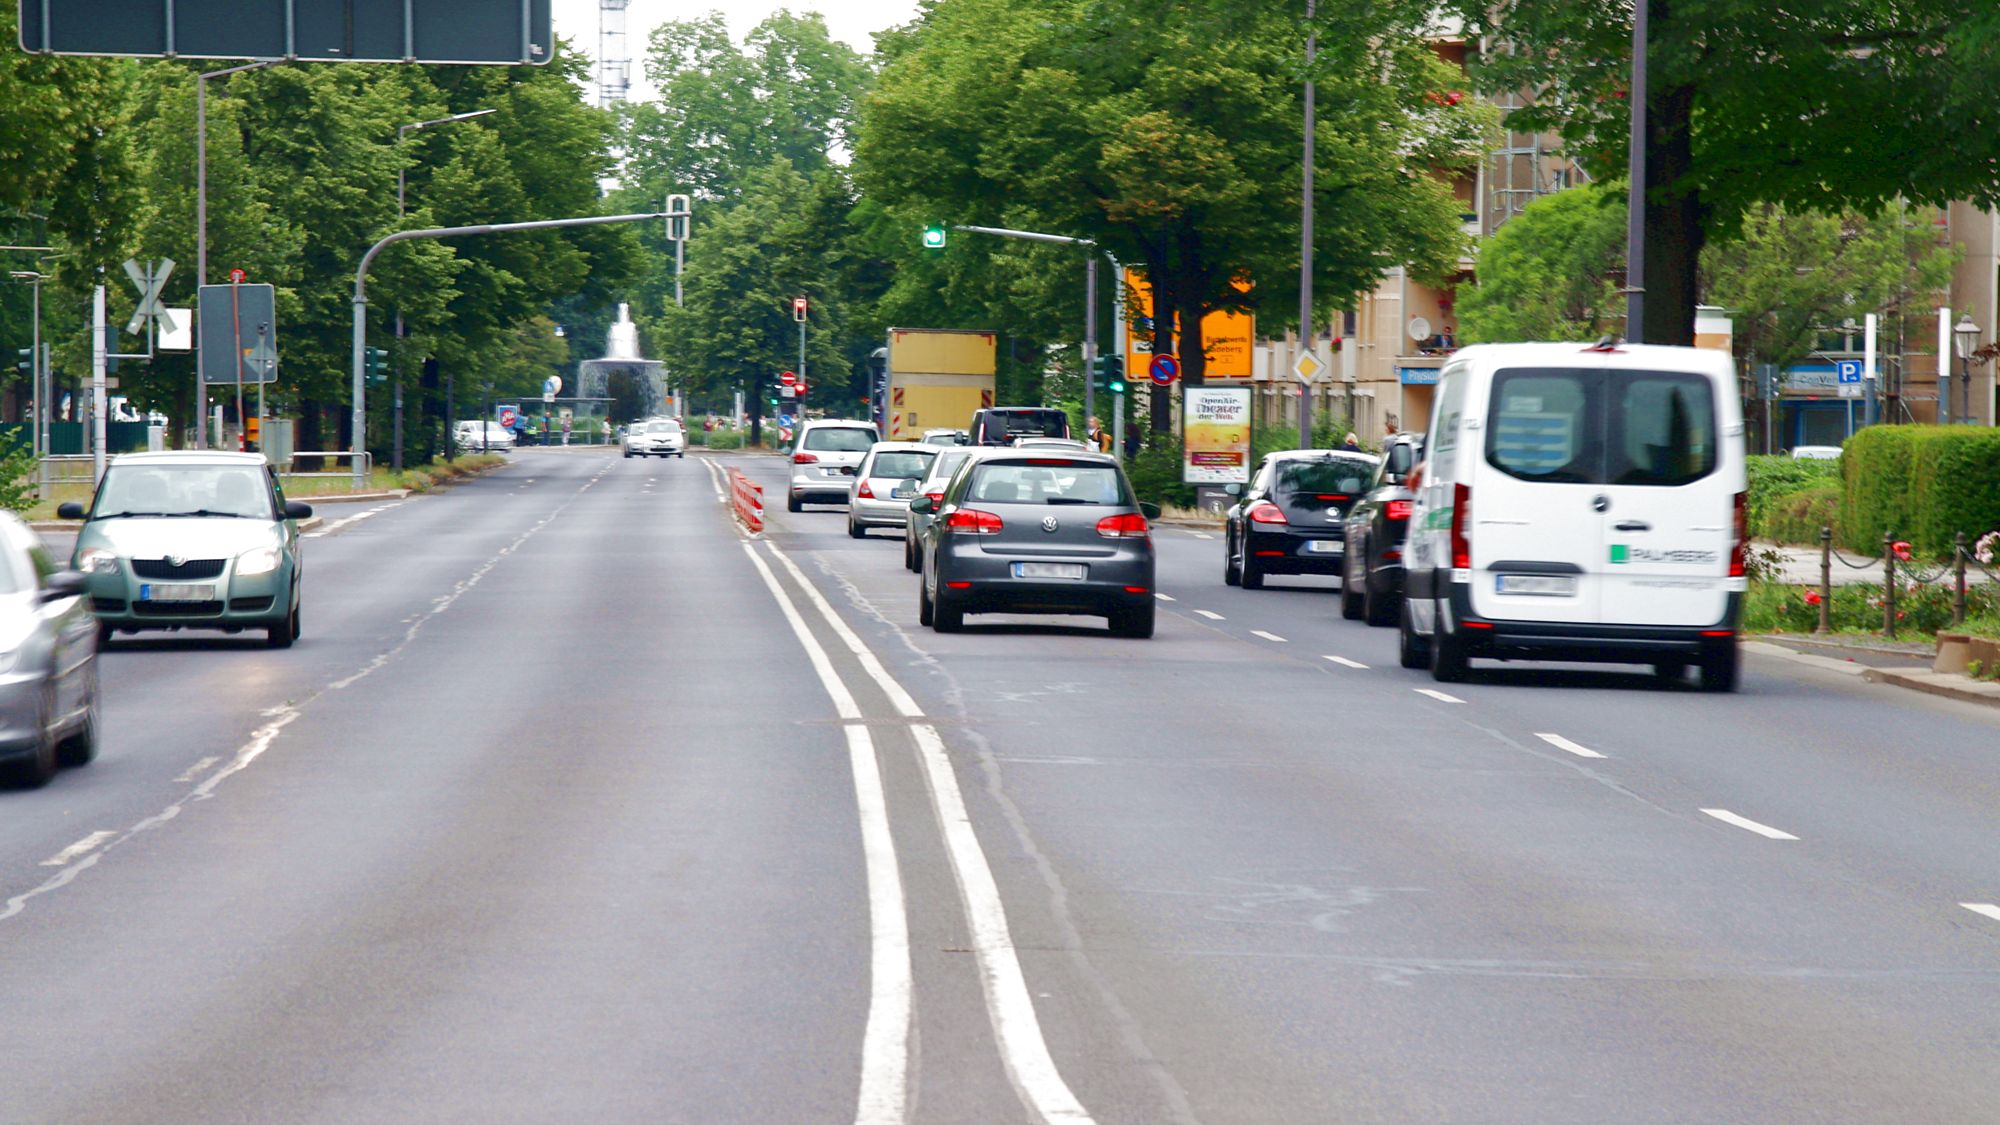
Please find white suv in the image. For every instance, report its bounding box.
[624,419,685,458]
[786,420,880,511]
[1399,341,1746,690]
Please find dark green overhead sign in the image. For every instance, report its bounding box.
[18,0,553,65]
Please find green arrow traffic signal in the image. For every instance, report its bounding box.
[921,224,947,250]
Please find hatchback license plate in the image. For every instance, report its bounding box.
[1012,562,1085,580]
[891,485,915,499]
[1496,574,1577,596]
[141,583,214,602]
[1305,540,1344,554]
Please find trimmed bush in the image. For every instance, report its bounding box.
[1745,454,1838,536]
[1841,424,2000,556]
[1762,483,1840,545]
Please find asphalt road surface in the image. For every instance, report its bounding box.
[5,446,1997,1124]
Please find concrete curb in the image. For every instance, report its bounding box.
[1860,666,2000,708]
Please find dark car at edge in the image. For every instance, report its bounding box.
[1223,450,1379,590]
[1341,431,1425,625]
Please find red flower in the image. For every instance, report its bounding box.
[1803,589,1823,606]
[1892,541,1912,561]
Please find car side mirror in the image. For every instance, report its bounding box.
[57,502,86,520]
[909,496,935,515]
[284,501,313,520]
[41,570,87,602]
[1138,501,1162,520]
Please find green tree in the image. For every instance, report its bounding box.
[1454,0,1999,346]
[1457,182,1628,343]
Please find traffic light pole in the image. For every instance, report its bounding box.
[951,224,1097,439]
[352,210,669,489]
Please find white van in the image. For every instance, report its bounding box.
[1398,342,1747,690]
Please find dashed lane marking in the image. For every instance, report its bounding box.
[1189,532,1215,540]
[1961,903,2000,923]
[1153,593,1176,602]
[1192,609,1225,621]
[1535,733,1607,759]
[1414,688,1464,704]
[1323,655,1368,669]
[1250,630,1288,643]
[1700,808,1799,841]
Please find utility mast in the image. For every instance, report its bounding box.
[598,0,631,107]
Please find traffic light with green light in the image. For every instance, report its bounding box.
[364,346,390,385]
[15,348,30,377]
[1093,354,1124,394]
[921,224,947,250]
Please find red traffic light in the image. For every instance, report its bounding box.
[793,296,809,321]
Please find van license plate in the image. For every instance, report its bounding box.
[1013,562,1085,580]
[1496,574,1576,596]
[1305,540,1343,554]
[141,583,214,602]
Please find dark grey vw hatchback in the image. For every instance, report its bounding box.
[912,451,1157,637]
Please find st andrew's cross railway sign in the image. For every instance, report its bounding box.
[19,0,553,65]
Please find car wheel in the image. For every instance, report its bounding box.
[96,621,114,647]
[57,670,99,768]
[918,574,935,627]
[1699,642,1739,693]
[1398,597,1430,670]
[623,450,632,458]
[848,518,867,539]
[786,491,803,513]
[1110,603,1155,639]
[905,536,920,572]
[1430,602,1469,683]
[7,689,58,788]
[266,600,298,649]
[1240,552,1264,590]
[934,593,965,633]
[1224,532,1242,587]
[1363,568,1396,627]
[1339,551,1364,620]
[1653,660,1688,683]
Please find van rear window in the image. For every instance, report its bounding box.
[1485,368,1716,486]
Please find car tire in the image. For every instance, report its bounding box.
[1110,603,1155,639]
[266,600,298,649]
[1339,552,1363,620]
[623,450,632,458]
[1224,532,1242,587]
[57,672,99,768]
[1398,598,1430,670]
[1240,552,1265,590]
[905,536,920,572]
[1653,660,1688,683]
[934,594,965,633]
[787,491,803,513]
[1430,603,1469,683]
[7,689,58,788]
[96,621,113,647]
[918,575,935,627]
[1363,568,1397,627]
[848,518,867,539]
[1699,642,1739,693]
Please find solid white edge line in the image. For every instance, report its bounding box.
[762,540,1095,1125]
[1961,903,2000,922]
[701,455,728,502]
[1414,688,1464,703]
[740,542,909,1124]
[1250,630,1288,643]
[1322,655,1368,669]
[1700,808,1800,841]
[39,830,117,867]
[1192,609,1224,621]
[1535,733,1607,760]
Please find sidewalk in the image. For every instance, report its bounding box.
[1757,541,1995,587]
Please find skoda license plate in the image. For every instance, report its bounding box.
[1306,540,1343,554]
[1012,562,1085,580]
[1496,574,1577,597]
[141,583,213,602]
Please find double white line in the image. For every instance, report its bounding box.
[742,538,1093,1125]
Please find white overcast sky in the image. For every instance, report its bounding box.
[551,1,921,100]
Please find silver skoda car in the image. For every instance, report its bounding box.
[0,511,99,788]
[913,450,1157,637]
[61,451,312,648]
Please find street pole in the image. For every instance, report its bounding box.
[91,286,108,482]
[1624,0,1650,341]
[351,211,670,489]
[1107,250,1126,460]
[196,61,276,450]
[1299,0,1317,450]
[1083,253,1097,431]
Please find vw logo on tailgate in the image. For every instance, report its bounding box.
[1040,516,1059,533]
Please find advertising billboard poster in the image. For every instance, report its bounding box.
[1183,386,1252,484]
[1123,270,1254,378]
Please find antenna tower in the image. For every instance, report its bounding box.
[598,0,631,107]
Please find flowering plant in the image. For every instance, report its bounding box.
[1976,531,1999,566]
[1892,540,1913,562]
[1803,589,1822,606]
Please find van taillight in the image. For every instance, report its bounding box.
[1385,499,1412,521]
[1450,483,1471,570]
[1730,490,1747,578]
[1095,513,1150,539]
[793,451,818,464]
[944,508,1004,535]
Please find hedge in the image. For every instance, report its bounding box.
[1763,483,1840,545]
[1840,424,2000,556]
[1745,454,1839,536]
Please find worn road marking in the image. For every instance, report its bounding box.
[171,755,221,783]
[1153,592,1176,602]
[1961,903,2000,923]
[1250,630,1288,643]
[1414,688,1464,704]
[39,831,117,867]
[1323,655,1368,669]
[303,503,396,538]
[1189,532,1215,540]
[1701,808,1799,840]
[1192,609,1225,621]
[1535,733,1606,759]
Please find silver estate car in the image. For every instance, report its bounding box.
[0,511,99,788]
[913,449,1157,637]
[847,441,938,539]
[60,451,312,648]
[902,446,980,572]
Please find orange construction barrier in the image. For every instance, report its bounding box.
[729,468,764,534]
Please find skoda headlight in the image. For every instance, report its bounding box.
[77,547,121,575]
[236,546,283,577]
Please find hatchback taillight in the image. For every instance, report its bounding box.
[793,451,819,464]
[1095,512,1150,539]
[1449,483,1471,570]
[1730,490,1747,578]
[1385,499,1412,521]
[944,508,1004,535]
[856,480,875,499]
[1247,501,1288,525]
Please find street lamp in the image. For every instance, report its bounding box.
[9,270,45,459]
[1953,314,1981,425]
[394,108,497,471]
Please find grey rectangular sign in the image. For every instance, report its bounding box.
[19,0,553,65]
[199,283,279,386]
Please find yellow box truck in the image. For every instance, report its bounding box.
[884,328,996,440]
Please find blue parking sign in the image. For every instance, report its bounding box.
[1836,360,1863,384]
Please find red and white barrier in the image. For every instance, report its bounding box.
[729,468,764,534]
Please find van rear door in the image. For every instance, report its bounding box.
[1470,370,1604,624]
[1595,370,1732,627]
